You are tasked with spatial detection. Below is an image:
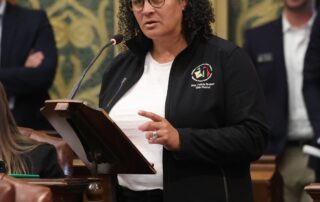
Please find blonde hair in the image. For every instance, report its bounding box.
[0,82,40,174]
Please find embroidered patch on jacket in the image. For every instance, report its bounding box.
[191,63,215,90]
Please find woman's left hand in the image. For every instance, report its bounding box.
[138,110,180,151]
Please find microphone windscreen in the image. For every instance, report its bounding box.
[111,34,124,45]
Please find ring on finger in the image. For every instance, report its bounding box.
[152,131,158,140]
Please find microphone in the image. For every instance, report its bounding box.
[67,34,124,99]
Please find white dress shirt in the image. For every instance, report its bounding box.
[283,13,316,140]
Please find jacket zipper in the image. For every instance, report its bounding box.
[106,77,127,109]
[220,167,230,202]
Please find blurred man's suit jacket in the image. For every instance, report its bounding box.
[304,13,320,177]
[0,2,57,129]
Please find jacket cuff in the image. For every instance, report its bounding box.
[172,128,193,160]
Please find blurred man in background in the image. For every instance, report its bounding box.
[0,0,57,130]
[244,0,318,201]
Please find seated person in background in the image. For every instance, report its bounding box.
[0,82,64,178]
[18,127,76,177]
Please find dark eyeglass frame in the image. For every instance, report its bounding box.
[129,0,165,12]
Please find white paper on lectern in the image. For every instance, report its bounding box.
[48,112,111,174]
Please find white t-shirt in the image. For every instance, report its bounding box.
[109,52,173,191]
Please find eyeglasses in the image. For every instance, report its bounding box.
[130,0,165,12]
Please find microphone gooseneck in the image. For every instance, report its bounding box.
[67,34,124,100]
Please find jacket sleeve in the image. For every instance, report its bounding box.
[25,144,65,179]
[39,144,65,178]
[174,48,269,165]
[0,11,57,94]
[303,14,320,144]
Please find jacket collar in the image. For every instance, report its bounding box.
[125,34,153,57]
[125,27,203,57]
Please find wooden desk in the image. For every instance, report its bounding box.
[251,155,283,202]
[73,156,283,202]
[73,160,112,202]
[24,178,97,202]
[305,183,320,202]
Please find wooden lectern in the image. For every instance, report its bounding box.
[39,100,156,201]
[41,100,155,175]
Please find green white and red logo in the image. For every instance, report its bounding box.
[191,63,213,82]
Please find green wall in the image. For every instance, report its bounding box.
[228,0,283,45]
[16,0,116,106]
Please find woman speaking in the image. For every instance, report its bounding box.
[99,0,269,201]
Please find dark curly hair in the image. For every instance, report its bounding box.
[118,0,215,44]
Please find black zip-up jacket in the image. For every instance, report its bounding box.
[99,33,269,202]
